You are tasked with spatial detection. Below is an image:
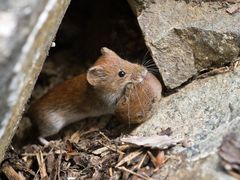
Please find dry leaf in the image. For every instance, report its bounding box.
[121,135,181,149]
[155,151,166,167]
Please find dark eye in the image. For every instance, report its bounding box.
[118,70,126,77]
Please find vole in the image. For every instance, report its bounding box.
[28,47,149,142]
[115,72,162,124]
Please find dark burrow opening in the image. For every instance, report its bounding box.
[12,0,161,148]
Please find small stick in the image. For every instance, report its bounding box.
[137,153,147,169]
[36,151,48,179]
[57,150,63,180]
[22,152,81,157]
[147,151,157,168]
[117,166,153,180]
[116,150,143,167]
[99,131,111,143]
[99,141,125,155]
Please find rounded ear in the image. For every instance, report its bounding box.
[87,66,107,86]
[100,47,117,56]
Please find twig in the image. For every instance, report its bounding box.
[147,151,157,168]
[57,150,63,180]
[36,151,48,179]
[22,152,81,157]
[99,141,125,155]
[116,150,143,167]
[99,131,111,143]
[117,166,153,180]
[137,153,148,169]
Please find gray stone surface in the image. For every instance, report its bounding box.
[0,0,70,163]
[131,66,240,179]
[128,0,240,88]
[153,117,240,180]
[128,1,240,178]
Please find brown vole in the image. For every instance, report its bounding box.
[115,72,162,124]
[28,47,149,142]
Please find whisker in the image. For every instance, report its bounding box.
[141,50,150,65]
[144,59,155,66]
[146,64,158,69]
[147,68,159,71]
[143,58,152,66]
[141,85,151,103]
[127,85,135,127]
[149,71,160,75]
[133,83,145,117]
[147,67,159,71]
[148,69,160,73]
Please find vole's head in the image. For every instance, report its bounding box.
[87,47,148,103]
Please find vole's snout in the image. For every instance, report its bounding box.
[141,68,148,79]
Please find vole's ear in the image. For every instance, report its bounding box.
[87,66,107,86]
[100,47,117,56]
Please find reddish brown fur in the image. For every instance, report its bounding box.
[115,72,162,124]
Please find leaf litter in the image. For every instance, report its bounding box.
[0,123,183,179]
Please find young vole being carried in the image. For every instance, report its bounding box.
[115,71,162,124]
[29,47,158,144]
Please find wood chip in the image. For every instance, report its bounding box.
[92,147,109,155]
[69,131,81,143]
[2,165,24,180]
[109,167,113,177]
[116,150,143,167]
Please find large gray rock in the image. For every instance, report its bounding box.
[0,0,70,163]
[132,66,240,179]
[128,0,240,88]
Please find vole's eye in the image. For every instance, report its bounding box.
[118,70,126,77]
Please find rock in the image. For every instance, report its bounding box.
[131,66,240,179]
[0,0,70,163]
[128,0,240,89]
[132,65,240,155]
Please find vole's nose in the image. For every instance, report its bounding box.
[141,69,148,78]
